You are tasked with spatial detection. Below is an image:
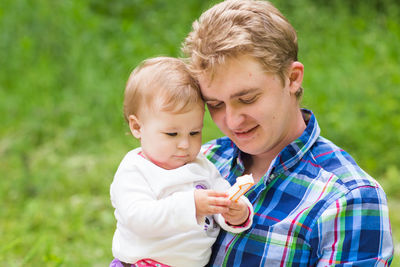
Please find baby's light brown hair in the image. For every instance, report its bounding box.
[123,57,203,122]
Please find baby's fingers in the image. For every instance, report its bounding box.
[208,204,229,214]
[228,198,246,210]
[207,190,229,198]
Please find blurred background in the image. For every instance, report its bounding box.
[1,0,399,265]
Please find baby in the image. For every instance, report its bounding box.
[110,57,254,267]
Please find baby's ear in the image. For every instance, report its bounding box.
[128,115,142,139]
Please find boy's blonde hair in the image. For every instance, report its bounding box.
[123,57,202,121]
[183,0,303,98]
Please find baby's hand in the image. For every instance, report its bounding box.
[194,189,230,218]
[222,198,249,226]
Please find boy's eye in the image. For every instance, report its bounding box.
[239,95,258,104]
[165,132,177,137]
[206,101,223,109]
[190,131,200,136]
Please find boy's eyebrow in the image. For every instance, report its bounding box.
[230,88,260,98]
[203,88,260,102]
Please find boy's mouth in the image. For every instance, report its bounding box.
[233,125,258,139]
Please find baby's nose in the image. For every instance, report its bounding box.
[177,137,189,149]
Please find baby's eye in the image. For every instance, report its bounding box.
[190,131,200,136]
[165,132,177,137]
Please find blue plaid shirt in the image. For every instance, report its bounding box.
[204,109,393,266]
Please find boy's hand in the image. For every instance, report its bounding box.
[222,198,249,226]
[194,189,230,218]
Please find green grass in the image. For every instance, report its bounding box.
[1,0,399,265]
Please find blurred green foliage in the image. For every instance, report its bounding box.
[0,0,399,265]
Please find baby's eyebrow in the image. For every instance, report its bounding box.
[162,127,178,132]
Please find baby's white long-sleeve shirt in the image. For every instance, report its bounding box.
[110,148,253,266]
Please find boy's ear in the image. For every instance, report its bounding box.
[288,61,304,94]
[128,115,142,139]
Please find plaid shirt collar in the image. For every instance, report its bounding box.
[206,108,393,266]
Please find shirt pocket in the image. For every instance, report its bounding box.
[243,220,312,265]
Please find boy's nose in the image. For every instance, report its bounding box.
[225,106,245,130]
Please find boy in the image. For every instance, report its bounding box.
[110,57,253,267]
[183,0,393,265]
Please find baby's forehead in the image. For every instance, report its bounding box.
[141,84,202,111]
[150,106,204,127]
